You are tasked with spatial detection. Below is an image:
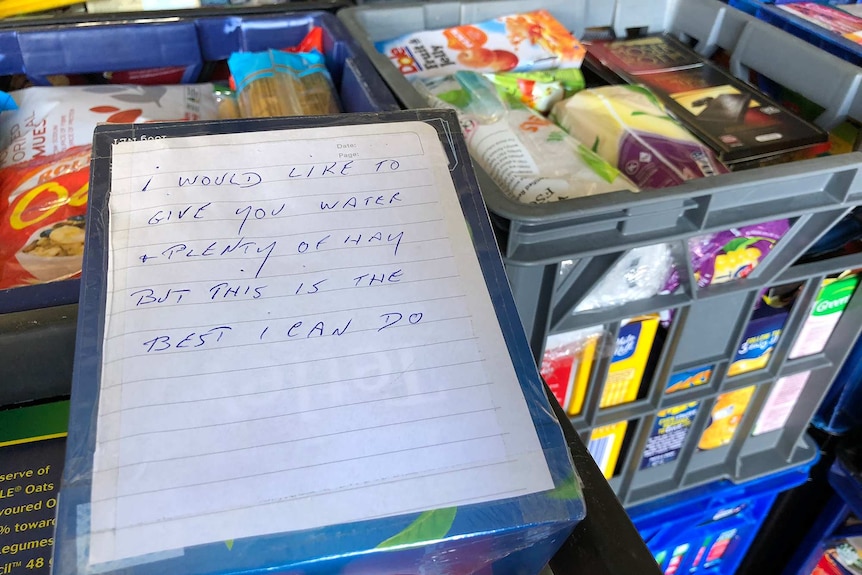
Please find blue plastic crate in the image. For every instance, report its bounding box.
[813,334,862,434]
[782,457,862,575]
[627,458,817,575]
[0,10,398,314]
[742,1,862,67]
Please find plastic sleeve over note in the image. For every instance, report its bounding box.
[52,111,585,575]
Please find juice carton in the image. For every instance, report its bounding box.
[789,273,859,359]
[585,35,828,167]
[375,10,586,79]
[640,401,701,469]
[698,386,756,450]
[600,315,660,408]
[587,421,628,479]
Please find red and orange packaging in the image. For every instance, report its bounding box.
[375,10,586,78]
[0,84,220,289]
[0,146,90,288]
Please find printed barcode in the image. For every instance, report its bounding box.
[588,435,613,476]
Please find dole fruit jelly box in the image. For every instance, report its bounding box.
[585,35,828,167]
[375,10,586,79]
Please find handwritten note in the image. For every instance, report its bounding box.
[92,121,553,565]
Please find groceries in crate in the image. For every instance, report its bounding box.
[551,85,730,189]
[697,386,756,450]
[228,49,341,118]
[540,314,661,416]
[416,72,637,204]
[375,10,586,79]
[584,35,830,168]
[0,84,222,289]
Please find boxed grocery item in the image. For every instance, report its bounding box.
[640,401,701,469]
[789,272,859,359]
[551,85,729,190]
[588,421,628,479]
[0,401,69,575]
[665,365,713,394]
[375,10,586,79]
[698,386,756,450]
[585,35,829,167]
[600,315,660,408]
[728,304,789,377]
[51,111,585,575]
[541,328,601,415]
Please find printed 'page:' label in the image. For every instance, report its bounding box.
[91,121,553,565]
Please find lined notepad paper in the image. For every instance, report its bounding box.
[92,121,553,565]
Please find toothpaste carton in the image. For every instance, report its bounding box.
[789,273,859,359]
[375,10,586,79]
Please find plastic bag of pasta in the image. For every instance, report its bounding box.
[228,49,341,118]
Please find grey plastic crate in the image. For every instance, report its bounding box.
[339,0,862,505]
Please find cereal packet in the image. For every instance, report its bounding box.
[0,84,219,168]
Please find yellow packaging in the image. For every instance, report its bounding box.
[566,335,598,416]
[588,421,628,479]
[599,315,660,408]
[540,328,600,416]
[698,386,756,450]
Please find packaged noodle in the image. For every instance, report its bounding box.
[551,85,729,190]
[0,84,219,168]
[376,10,586,79]
[484,68,585,114]
[417,72,637,204]
[228,49,340,118]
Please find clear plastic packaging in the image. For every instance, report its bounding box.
[574,243,675,312]
[229,49,341,118]
[416,72,637,204]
